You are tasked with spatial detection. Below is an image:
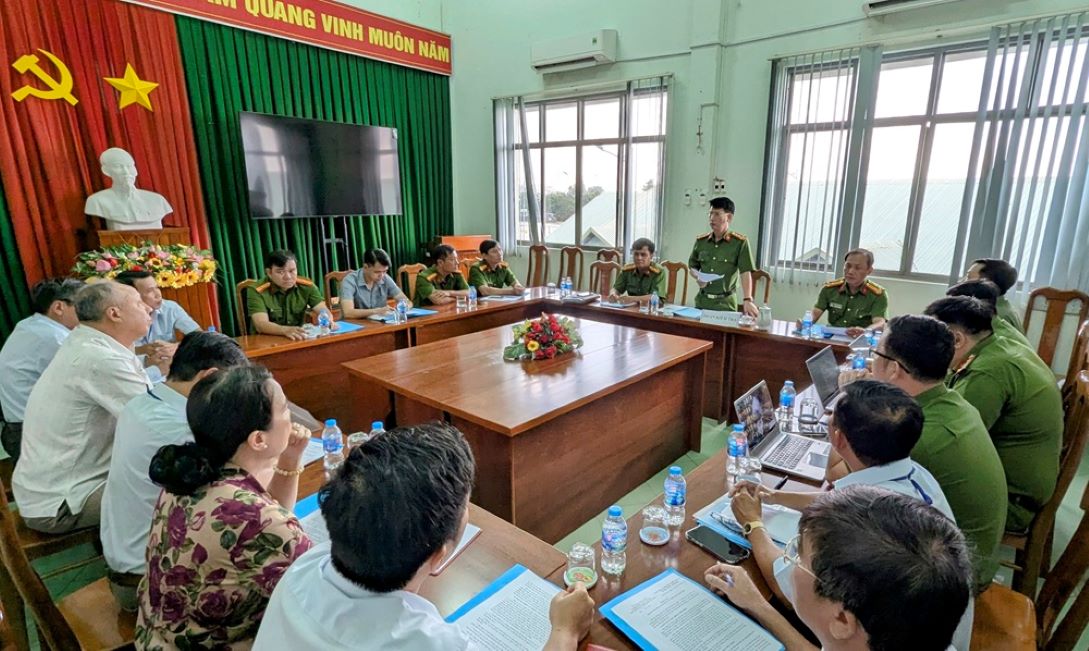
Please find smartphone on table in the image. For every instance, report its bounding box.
[685,525,751,564]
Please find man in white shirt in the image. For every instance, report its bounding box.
[0,278,84,462]
[706,486,971,651]
[116,270,201,383]
[102,330,248,611]
[255,422,594,650]
[13,281,153,534]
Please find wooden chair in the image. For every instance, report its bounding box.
[458,259,474,284]
[0,459,11,502]
[1023,288,1089,369]
[234,279,258,335]
[557,246,584,291]
[1002,371,1089,597]
[970,584,1036,651]
[662,261,689,305]
[596,248,621,263]
[1061,320,1089,413]
[0,475,122,651]
[751,269,773,305]
[526,245,550,287]
[323,270,351,310]
[589,261,621,297]
[396,263,427,302]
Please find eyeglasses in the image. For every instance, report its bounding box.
[782,535,819,583]
[871,349,899,366]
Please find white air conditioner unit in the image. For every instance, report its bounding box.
[531,29,618,74]
[863,0,963,17]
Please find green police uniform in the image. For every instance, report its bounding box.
[245,278,325,333]
[947,334,1063,532]
[911,384,1008,590]
[414,266,468,306]
[687,231,755,310]
[814,278,888,328]
[468,260,519,290]
[993,315,1031,348]
[613,263,667,298]
[996,296,1025,334]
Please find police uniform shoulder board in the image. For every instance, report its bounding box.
[426,272,439,282]
[474,259,488,269]
[695,232,713,241]
[255,282,272,294]
[622,263,637,272]
[951,354,977,382]
[296,278,314,287]
[864,280,885,296]
[497,261,509,269]
[649,263,662,274]
[823,278,846,290]
[727,231,747,241]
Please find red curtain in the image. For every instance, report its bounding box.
[0,0,210,283]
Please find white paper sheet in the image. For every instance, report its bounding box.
[299,509,329,545]
[430,524,482,575]
[694,270,724,283]
[301,438,324,467]
[453,567,560,650]
[605,571,783,651]
[479,295,524,302]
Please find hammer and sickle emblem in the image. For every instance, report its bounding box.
[11,49,78,106]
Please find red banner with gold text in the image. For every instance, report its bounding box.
[121,0,452,75]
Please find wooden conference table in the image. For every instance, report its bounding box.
[343,318,710,543]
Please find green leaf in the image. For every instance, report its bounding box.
[220,529,238,549]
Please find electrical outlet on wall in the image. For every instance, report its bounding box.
[712,177,726,194]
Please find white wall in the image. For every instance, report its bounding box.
[443,0,1085,323]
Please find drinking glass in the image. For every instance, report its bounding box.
[798,398,821,426]
[564,542,597,587]
[639,505,669,545]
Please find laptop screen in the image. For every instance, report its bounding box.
[732,381,780,450]
[806,346,840,404]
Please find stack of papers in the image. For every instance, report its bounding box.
[479,295,524,303]
[668,306,702,319]
[692,493,800,550]
[447,565,560,650]
[599,300,635,309]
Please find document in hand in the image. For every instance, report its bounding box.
[600,569,784,651]
[694,270,724,283]
[446,564,560,650]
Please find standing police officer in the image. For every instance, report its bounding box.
[687,197,758,317]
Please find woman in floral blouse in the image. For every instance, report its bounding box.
[136,365,313,650]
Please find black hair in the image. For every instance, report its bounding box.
[844,248,875,268]
[924,296,994,335]
[946,279,1000,307]
[114,270,155,287]
[30,278,84,315]
[709,196,735,213]
[265,249,296,269]
[832,380,923,467]
[479,239,500,256]
[970,258,1018,295]
[363,248,392,268]
[431,244,456,262]
[319,422,476,593]
[167,331,248,382]
[883,315,955,383]
[630,238,656,254]
[800,485,971,651]
[149,365,276,496]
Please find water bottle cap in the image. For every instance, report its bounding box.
[371,421,384,430]
[608,505,622,517]
[325,419,337,427]
[669,466,681,475]
[207,325,216,332]
[732,423,744,432]
[784,380,794,386]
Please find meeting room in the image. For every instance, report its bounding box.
[0,0,1088,649]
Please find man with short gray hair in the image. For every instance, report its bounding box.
[13,281,154,533]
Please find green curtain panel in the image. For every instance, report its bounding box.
[0,188,31,340]
[176,18,453,335]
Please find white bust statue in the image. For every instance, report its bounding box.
[84,147,173,231]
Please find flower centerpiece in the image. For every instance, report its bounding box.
[72,242,218,289]
[503,313,583,361]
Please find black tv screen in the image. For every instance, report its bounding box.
[239,112,402,219]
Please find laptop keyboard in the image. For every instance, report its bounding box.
[765,436,814,469]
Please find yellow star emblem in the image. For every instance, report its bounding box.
[103,64,159,111]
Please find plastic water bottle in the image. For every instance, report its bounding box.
[852,353,867,370]
[601,505,627,575]
[468,285,478,308]
[207,325,216,333]
[561,276,571,298]
[322,419,344,477]
[649,291,660,315]
[727,424,747,480]
[801,310,813,338]
[396,298,409,324]
[779,381,797,425]
[347,420,385,450]
[663,466,687,526]
[318,309,332,336]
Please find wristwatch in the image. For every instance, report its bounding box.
[743,297,754,302]
[743,520,766,536]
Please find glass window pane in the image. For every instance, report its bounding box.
[777,130,849,265]
[1036,40,1088,107]
[874,57,934,118]
[584,98,620,140]
[579,145,620,248]
[988,45,1031,111]
[522,106,541,145]
[629,142,662,248]
[913,123,981,275]
[631,92,667,137]
[788,64,857,125]
[937,50,987,114]
[543,146,577,245]
[545,102,577,142]
[858,125,922,271]
[515,148,541,242]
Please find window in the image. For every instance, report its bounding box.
[496,79,669,251]
[762,14,1089,291]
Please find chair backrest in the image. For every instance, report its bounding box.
[596,248,621,263]
[0,475,80,651]
[1023,288,1089,368]
[662,261,689,305]
[1062,320,1089,413]
[526,245,550,287]
[234,279,259,335]
[396,263,427,302]
[1036,371,1089,649]
[589,261,621,297]
[751,269,773,305]
[557,246,585,290]
[458,259,474,284]
[324,270,351,309]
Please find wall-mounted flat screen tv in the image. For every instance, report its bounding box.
[239,112,402,219]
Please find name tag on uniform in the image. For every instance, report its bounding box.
[829,302,845,310]
[700,310,742,328]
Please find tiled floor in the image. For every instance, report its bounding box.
[9,418,1089,649]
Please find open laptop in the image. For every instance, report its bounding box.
[806,346,841,408]
[733,380,831,482]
